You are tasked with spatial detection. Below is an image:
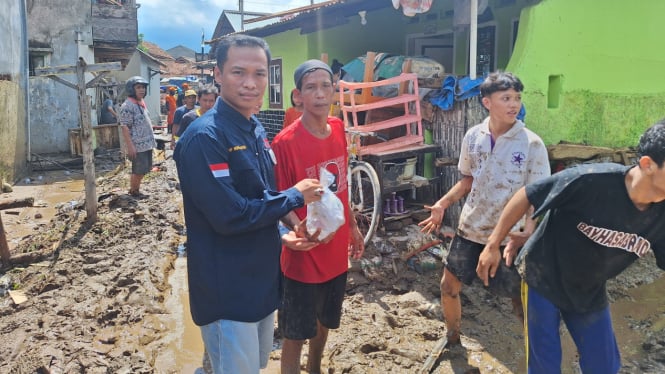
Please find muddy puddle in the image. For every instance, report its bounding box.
[612,275,665,363]
[163,252,282,374]
[2,159,664,373]
[2,171,84,251]
[159,255,205,373]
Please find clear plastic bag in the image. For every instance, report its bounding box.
[307,168,345,239]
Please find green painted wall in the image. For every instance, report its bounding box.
[263,5,410,107]
[263,0,529,98]
[508,0,665,146]
[263,29,307,109]
[261,0,664,147]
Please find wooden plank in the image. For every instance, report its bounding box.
[360,51,376,104]
[76,59,98,223]
[340,93,419,113]
[0,215,9,262]
[364,143,440,159]
[358,135,424,156]
[92,18,138,43]
[0,197,34,211]
[46,75,77,90]
[345,114,420,134]
[547,143,617,161]
[0,198,33,260]
[85,71,109,89]
[35,61,121,76]
[242,0,339,24]
[418,336,448,374]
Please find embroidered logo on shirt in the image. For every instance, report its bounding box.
[577,222,651,257]
[511,151,526,166]
[229,145,247,152]
[209,163,230,178]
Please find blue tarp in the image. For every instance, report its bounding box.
[341,53,404,82]
[429,75,526,120]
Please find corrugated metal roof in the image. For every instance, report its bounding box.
[241,0,390,38]
[225,12,276,31]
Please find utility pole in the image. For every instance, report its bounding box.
[200,29,205,81]
[34,59,122,223]
[239,0,244,31]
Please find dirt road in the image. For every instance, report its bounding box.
[1,154,664,373]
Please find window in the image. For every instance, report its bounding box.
[476,25,496,77]
[28,48,51,76]
[548,75,563,109]
[269,58,283,109]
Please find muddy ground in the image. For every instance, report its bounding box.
[1,152,665,373]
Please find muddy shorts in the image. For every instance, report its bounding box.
[445,235,522,298]
[131,150,153,175]
[279,272,347,340]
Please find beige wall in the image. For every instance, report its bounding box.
[0,1,28,183]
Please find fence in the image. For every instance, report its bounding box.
[425,95,488,228]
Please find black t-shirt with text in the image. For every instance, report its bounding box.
[517,163,665,313]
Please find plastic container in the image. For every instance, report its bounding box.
[383,157,418,186]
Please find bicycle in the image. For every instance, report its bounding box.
[347,129,382,246]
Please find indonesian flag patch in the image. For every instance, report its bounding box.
[209,163,230,178]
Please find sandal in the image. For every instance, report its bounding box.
[128,190,149,200]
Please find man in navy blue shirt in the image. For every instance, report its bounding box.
[174,34,323,374]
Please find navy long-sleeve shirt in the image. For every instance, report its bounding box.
[174,98,304,326]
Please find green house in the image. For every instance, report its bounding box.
[222,0,665,147]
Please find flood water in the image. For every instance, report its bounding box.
[164,254,282,373]
[160,255,206,373]
[2,171,84,251]
[612,275,665,361]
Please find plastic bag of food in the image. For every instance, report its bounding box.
[307,168,345,238]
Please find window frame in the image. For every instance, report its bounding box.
[268,58,283,109]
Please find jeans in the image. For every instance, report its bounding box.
[200,311,275,374]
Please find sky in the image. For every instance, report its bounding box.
[138,0,319,53]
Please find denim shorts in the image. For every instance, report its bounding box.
[446,235,522,298]
[131,150,153,175]
[199,311,275,374]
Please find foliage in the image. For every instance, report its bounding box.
[137,33,148,53]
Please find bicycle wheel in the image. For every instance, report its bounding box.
[349,161,381,246]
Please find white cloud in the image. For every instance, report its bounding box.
[138,0,317,49]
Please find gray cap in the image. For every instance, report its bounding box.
[293,59,333,88]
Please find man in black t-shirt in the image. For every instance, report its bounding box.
[477,122,665,373]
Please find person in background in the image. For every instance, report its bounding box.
[331,58,344,87]
[477,121,665,374]
[272,59,365,374]
[176,85,184,107]
[175,85,218,140]
[419,71,550,347]
[174,34,323,374]
[119,76,156,198]
[165,87,177,133]
[172,90,198,138]
[282,88,303,129]
[99,93,117,125]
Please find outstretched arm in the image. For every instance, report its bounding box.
[477,187,531,286]
[419,175,473,234]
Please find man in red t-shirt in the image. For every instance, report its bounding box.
[272,60,365,374]
[282,88,303,129]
